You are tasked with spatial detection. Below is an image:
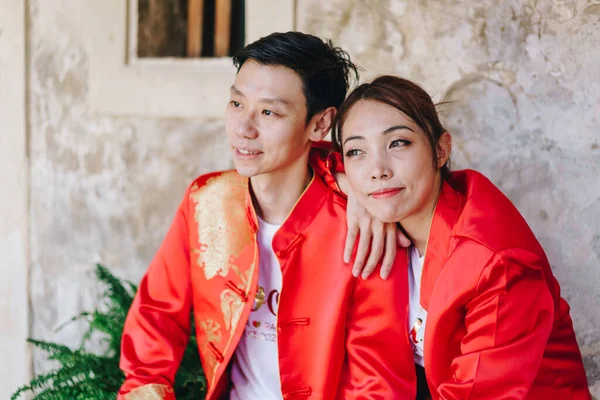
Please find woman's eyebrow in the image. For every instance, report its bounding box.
[383,125,414,134]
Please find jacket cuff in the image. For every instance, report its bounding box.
[120,384,176,400]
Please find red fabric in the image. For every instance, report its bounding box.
[308,141,345,197]
[118,185,194,399]
[422,170,590,400]
[118,169,416,399]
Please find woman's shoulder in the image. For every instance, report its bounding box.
[445,169,545,257]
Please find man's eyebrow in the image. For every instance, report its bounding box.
[230,85,291,107]
[261,97,292,107]
[230,85,245,96]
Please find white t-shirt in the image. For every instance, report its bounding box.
[408,245,427,367]
[230,217,283,400]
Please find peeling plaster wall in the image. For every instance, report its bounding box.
[298,0,600,394]
[28,0,233,376]
[27,0,599,396]
[1,0,30,397]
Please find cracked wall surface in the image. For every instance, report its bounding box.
[24,0,599,396]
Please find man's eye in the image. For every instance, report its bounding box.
[263,109,274,116]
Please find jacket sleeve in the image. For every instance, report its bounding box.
[117,189,193,400]
[436,249,555,400]
[308,140,345,197]
[336,252,416,399]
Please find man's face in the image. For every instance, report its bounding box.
[225,60,311,178]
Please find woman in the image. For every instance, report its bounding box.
[332,76,590,399]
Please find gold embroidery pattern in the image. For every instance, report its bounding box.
[189,171,258,392]
[199,318,222,343]
[220,288,245,330]
[197,318,223,382]
[124,384,174,400]
[189,172,253,280]
[229,260,253,288]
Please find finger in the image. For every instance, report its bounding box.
[352,222,372,278]
[362,221,385,279]
[344,224,359,263]
[396,225,412,247]
[380,224,397,280]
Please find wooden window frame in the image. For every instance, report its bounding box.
[87,0,296,119]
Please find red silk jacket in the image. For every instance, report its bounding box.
[322,146,590,398]
[420,170,590,399]
[118,148,416,399]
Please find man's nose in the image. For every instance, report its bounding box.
[236,112,258,139]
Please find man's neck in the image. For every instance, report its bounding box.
[250,157,312,225]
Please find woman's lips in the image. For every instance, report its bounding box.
[369,187,404,199]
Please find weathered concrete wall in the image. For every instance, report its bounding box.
[27,0,233,378]
[23,0,599,397]
[0,0,31,397]
[298,0,600,395]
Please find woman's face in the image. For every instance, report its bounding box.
[341,100,449,225]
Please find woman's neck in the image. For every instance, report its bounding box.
[401,177,443,257]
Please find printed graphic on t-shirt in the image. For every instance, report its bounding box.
[408,246,427,365]
[242,285,280,343]
[409,316,426,358]
[410,318,424,345]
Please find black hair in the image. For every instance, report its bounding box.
[232,31,359,123]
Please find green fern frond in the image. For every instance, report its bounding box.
[12,264,207,400]
[55,311,92,333]
[95,264,136,311]
[26,339,74,358]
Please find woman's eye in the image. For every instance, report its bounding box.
[390,139,411,148]
[345,149,363,157]
[230,100,240,107]
[263,109,275,116]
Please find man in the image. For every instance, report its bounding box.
[118,32,415,400]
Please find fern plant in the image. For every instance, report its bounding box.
[11,264,207,400]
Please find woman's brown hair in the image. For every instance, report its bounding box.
[332,75,450,178]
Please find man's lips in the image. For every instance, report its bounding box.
[234,147,263,158]
[369,188,404,199]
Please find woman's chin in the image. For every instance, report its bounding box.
[367,208,402,224]
[382,215,401,224]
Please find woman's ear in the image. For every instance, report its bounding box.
[309,106,337,142]
[437,132,452,168]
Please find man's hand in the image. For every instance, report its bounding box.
[335,173,411,279]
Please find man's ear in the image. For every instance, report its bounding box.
[437,131,452,168]
[308,106,337,142]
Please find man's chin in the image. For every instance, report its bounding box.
[233,164,259,178]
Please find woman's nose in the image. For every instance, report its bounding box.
[370,157,393,181]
